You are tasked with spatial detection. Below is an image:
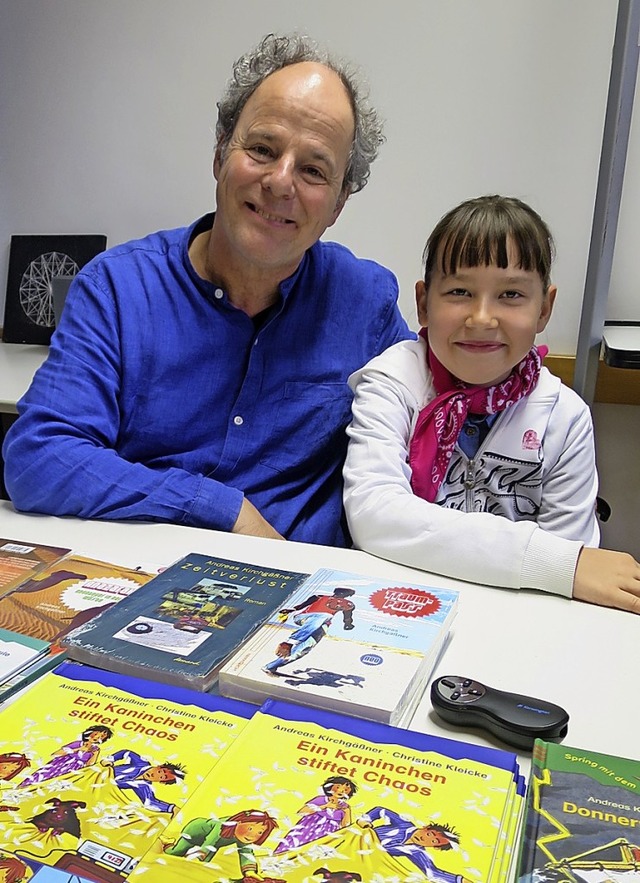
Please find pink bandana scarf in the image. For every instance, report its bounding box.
[409,329,547,502]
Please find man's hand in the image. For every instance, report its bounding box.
[232,499,284,540]
[573,547,640,614]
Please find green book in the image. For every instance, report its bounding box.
[518,738,640,882]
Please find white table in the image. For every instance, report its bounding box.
[0,500,637,779]
[0,341,48,414]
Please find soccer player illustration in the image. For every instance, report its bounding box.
[105,749,185,815]
[274,776,357,853]
[263,587,356,675]
[357,806,473,883]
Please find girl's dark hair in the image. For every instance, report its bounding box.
[322,775,357,796]
[423,195,555,290]
[81,725,113,741]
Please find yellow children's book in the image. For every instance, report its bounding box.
[0,661,254,882]
[130,698,524,883]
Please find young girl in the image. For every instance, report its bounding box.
[344,195,640,612]
[19,724,113,787]
[274,775,357,853]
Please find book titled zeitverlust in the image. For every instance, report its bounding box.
[62,553,310,691]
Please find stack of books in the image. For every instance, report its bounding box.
[61,553,310,691]
[0,662,524,883]
[0,550,154,701]
[219,566,459,727]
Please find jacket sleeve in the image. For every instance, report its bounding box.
[343,364,583,598]
[2,273,243,530]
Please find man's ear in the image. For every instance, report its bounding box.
[213,145,224,180]
[415,280,429,327]
[328,188,350,227]
[537,284,557,333]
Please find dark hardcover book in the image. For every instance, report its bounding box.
[61,553,310,691]
[0,661,255,881]
[131,697,524,883]
[517,739,640,882]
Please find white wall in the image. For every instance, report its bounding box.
[2,0,635,352]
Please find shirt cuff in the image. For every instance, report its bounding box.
[521,529,583,598]
[186,476,244,532]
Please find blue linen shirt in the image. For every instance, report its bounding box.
[3,214,412,546]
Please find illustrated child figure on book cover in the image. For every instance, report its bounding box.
[130,699,519,883]
[164,808,278,875]
[0,664,252,881]
[263,587,356,674]
[274,775,357,853]
[105,749,185,816]
[19,726,113,787]
[358,806,472,883]
[0,752,31,781]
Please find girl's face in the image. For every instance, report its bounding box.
[329,782,352,798]
[235,820,269,843]
[416,248,555,388]
[83,730,108,746]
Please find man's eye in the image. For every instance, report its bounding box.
[448,288,470,297]
[248,144,271,158]
[501,290,523,300]
[302,166,326,182]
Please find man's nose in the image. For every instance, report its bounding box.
[263,155,295,198]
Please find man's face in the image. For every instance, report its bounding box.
[410,826,451,849]
[143,766,176,783]
[211,61,354,283]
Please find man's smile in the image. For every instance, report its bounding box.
[248,203,295,225]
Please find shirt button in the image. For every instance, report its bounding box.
[233,415,243,426]
[465,426,477,436]
[214,288,224,299]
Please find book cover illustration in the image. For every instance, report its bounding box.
[219,567,459,726]
[129,698,523,883]
[0,555,153,648]
[62,554,310,691]
[0,661,254,882]
[0,627,49,684]
[0,539,71,599]
[0,846,96,882]
[518,739,640,882]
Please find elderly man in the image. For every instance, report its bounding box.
[3,34,412,545]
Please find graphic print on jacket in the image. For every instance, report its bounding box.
[437,448,544,520]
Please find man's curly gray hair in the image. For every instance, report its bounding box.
[215,33,385,195]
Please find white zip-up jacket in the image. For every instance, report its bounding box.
[344,337,600,597]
